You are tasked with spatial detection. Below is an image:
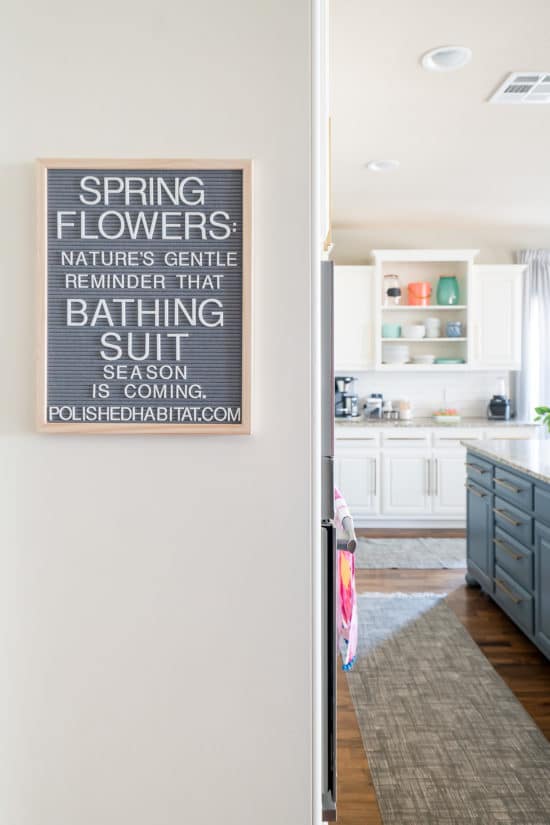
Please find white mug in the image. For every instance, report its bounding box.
[425,317,441,338]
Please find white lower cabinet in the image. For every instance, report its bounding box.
[382,451,431,515]
[335,426,538,525]
[335,451,379,516]
[432,449,467,515]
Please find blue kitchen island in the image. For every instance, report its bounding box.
[464,439,550,659]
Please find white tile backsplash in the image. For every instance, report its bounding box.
[350,370,513,418]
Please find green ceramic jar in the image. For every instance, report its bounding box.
[436,275,459,305]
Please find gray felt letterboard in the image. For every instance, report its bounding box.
[37,160,251,433]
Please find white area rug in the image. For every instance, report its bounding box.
[355,537,466,569]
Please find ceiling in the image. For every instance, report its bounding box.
[331,0,550,228]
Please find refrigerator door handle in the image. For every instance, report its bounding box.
[321,521,337,821]
[321,261,335,462]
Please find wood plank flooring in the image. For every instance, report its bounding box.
[335,564,550,825]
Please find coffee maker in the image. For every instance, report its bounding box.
[335,376,359,419]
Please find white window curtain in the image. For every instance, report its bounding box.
[514,249,550,424]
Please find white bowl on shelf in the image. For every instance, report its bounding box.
[412,354,436,365]
[402,324,426,339]
[382,343,410,364]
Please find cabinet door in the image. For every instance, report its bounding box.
[472,265,524,370]
[335,452,379,516]
[432,449,467,515]
[466,480,493,591]
[535,522,550,658]
[334,266,374,371]
[382,451,431,515]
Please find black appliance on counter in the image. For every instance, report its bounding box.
[487,394,512,420]
[335,376,359,419]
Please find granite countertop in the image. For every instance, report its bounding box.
[335,417,538,429]
[463,439,550,484]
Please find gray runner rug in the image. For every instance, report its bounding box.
[356,537,466,569]
[346,592,550,825]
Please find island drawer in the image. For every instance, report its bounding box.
[494,467,533,511]
[494,565,534,636]
[493,527,533,592]
[535,486,550,527]
[493,496,533,546]
[465,455,493,490]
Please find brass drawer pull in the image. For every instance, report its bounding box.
[465,483,487,498]
[494,478,523,494]
[493,538,523,561]
[466,462,490,475]
[493,507,522,527]
[494,578,522,604]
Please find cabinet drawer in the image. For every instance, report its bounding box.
[433,430,483,449]
[535,486,550,527]
[493,527,533,592]
[382,432,430,448]
[465,455,493,490]
[494,467,533,511]
[336,437,379,453]
[493,496,533,546]
[494,565,534,636]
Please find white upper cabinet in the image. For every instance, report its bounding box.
[471,265,524,370]
[371,249,478,372]
[334,265,374,371]
[333,252,525,373]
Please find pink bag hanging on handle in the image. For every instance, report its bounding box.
[334,487,358,670]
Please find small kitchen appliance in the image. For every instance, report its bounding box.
[364,393,384,419]
[335,375,359,419]
[487,378,512,420]
[487,395,512,420]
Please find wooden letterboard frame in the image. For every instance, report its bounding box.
[37,159,251,434]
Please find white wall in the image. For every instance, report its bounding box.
[332,224,550,264]
[352,371,511,418]
[0,3,315,825]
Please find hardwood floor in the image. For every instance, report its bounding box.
[335,564,550,825]
[357,528,466,539]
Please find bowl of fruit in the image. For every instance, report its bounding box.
[433,408,461,424]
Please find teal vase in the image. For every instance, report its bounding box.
[437,275,459,305]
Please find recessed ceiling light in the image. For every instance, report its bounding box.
[421,45,472,72]
[366,159,400,172]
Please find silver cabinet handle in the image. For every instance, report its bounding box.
[493,537,523,561]
[426,458,431,496]
[386,437,426,441]
[434,457,438,496]
[465,462,490,475]
[465,483,487,498]
[372,458,377,497]
[494,478,522,494]
[493,507,522,527]
[494,578,522,604]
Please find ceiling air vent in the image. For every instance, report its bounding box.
[489,72,550,104]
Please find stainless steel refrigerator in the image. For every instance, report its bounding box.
[320,260,336,821]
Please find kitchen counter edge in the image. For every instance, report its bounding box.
[462,438,550,485]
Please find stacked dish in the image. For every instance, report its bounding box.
[402,324,426,339]
[412,354,435,365]
[382,343,410,364]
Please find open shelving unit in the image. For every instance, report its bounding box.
[371,249,478,371]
